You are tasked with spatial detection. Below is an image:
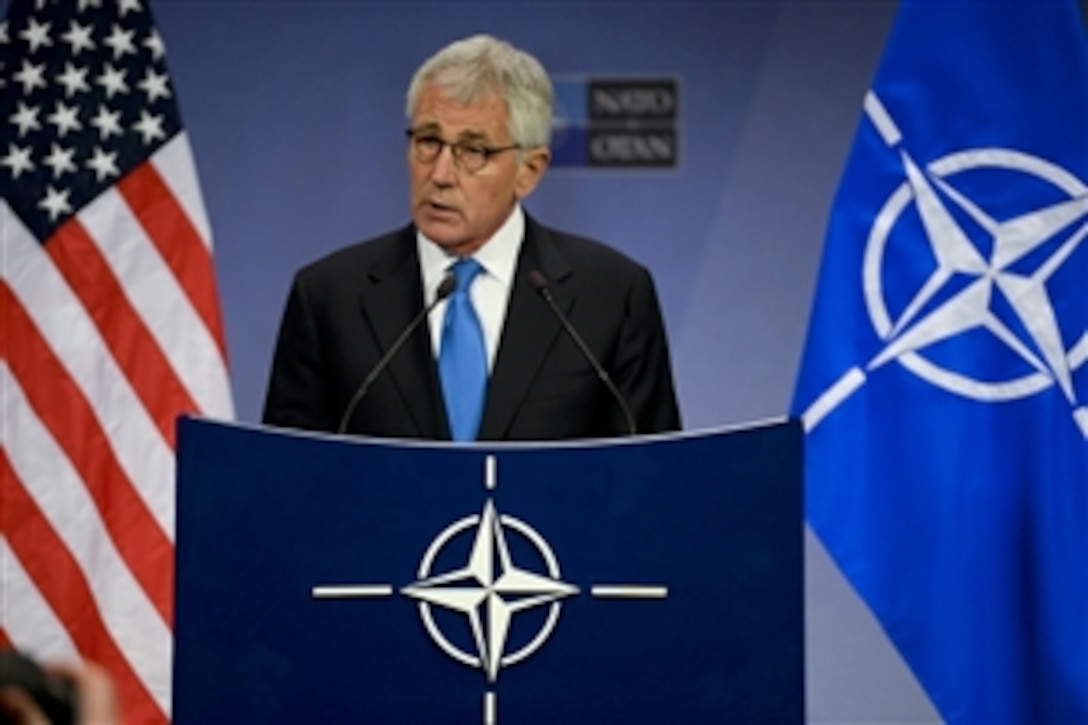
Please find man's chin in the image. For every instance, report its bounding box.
[416,222,477,254]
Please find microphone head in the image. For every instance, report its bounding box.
[529,270,549,293]
[436,273,457,300]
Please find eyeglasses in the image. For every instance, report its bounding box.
[405,128,521,173]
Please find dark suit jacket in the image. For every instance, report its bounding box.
[261,215,680,440]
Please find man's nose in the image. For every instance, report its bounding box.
[429,144,458,185]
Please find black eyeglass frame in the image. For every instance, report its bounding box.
[405,128,522,172]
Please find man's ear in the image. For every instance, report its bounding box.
[514,147,552,199]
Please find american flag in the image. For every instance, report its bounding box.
[0,0,232,721]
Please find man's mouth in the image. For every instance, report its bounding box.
[425,200,457,215]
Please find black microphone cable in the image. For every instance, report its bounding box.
[529,270,637,436]
[337,273,456,434]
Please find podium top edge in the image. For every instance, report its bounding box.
[179,415,796,450]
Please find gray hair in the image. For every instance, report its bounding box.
[405,35,553,149]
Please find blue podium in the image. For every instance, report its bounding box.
[173,418,802,723]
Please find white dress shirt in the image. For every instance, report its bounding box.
[417,204,524,371]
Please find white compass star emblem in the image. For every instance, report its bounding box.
[312,454,669,722]
[401,500,578,682]
[867,149,1088,406]
[802,93,1088,436]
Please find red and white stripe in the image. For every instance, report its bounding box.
[0,133,233,723]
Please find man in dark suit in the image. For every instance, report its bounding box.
[262,34,680,440]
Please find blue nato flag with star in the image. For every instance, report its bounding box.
[792,1,1088,722]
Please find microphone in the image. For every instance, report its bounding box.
[337,273,456,434]
[529,270,637,436]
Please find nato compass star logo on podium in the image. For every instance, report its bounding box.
[311,454,668,723]
[803,91,1088,437]
[400,499,578,685]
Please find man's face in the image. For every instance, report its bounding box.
[408,82,548,256]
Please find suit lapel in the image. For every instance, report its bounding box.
[479,218,572,439]
[357,228,449,439]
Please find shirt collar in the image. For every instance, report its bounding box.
[417,204,524,298]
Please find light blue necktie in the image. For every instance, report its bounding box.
[439,258,487,441]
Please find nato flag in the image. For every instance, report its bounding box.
[793,1,1088,722]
